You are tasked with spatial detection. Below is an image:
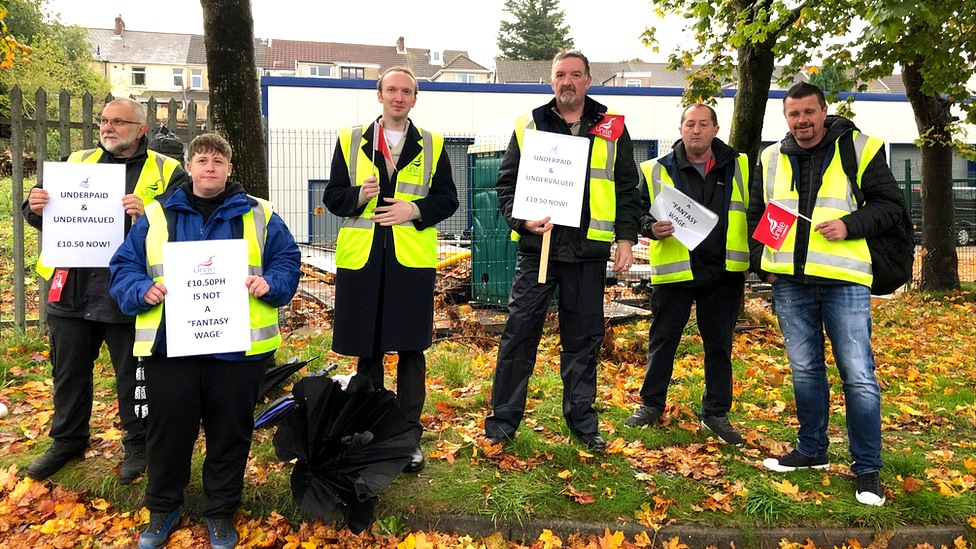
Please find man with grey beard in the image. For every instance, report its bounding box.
[22,97,188,484]
[485,50,640,451]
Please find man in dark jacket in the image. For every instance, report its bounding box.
[484,50,641,451]
[324,67,458,473]
[749,83,904,506]
[624,104,749,445]
[22,97,188,483]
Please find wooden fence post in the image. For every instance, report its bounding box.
[11,86,25,331]
[35,87,48,331]
[82,92,95,149]
[58,90,71,159]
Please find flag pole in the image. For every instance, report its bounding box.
[371,122,378,177]
[537,231,551,284]
[770,199,814,223]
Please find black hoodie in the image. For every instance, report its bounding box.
[747,115,905,285]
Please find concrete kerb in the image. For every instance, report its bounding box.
[403,515,973,549]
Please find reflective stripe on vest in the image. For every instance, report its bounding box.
[334,124,441,270]
[640,153,750,284]
[511,112,617,242]
[133,198,281,357]
[759,132,880,286]
[37,148,180,279]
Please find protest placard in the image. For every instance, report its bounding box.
[512,129,590,282]
[41,162,125,268]
[162,239,251,357]
[648,183,719,251]
[512,129,589,227]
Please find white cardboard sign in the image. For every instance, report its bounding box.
[648,183,719,251]
[162,239,251,357]
[41,162,125,268]
[511,129,589,227]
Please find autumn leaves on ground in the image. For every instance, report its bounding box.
[1,288,975,548]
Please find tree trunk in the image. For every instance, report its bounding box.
[201,0,268,199]
[728,40,775,169]
[902,59,960,291]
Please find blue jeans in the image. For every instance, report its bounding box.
[772,279,882,475]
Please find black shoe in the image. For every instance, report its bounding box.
[571,431,606,452]
[25,444,87,480]
[624,404,663,427]
[119,448,147,485]
[701,415,744,445]
[138,509,181,549]
[855,472,886,506]
[762,448,830,472]
[206,515,238,549]
[404,445,425,473]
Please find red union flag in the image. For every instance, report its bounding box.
[752,201,799,251]
[588,114,625,141]
[373,123,396,172]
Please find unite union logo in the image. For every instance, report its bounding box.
[79,177,90,189]
[766,212,789,239]
[194,255,217,275]
[550,145,559,155]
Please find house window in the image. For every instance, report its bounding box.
[626,79,641,87]
[131,67,146,86]
[190,69,203,89]
[309,65,332,77]
[341,67,365,79]
[432,51,441,62]
[172,68,185,88]
[456,74,476,83]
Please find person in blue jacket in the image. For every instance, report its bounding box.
[109,133,301,549]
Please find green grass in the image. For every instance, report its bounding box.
[2,172,976,538]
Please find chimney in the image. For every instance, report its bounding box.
[113,14,125,38]
[396,36,405,54]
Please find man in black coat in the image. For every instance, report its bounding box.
[22,97,188,483]
[484,50,641,451]
[324,67,458,473]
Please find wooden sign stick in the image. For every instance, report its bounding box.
[537,230,552,284]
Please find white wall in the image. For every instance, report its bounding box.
[263,77,975,241]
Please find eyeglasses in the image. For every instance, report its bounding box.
[97,117,142,127]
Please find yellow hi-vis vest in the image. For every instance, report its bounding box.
[37,148,181,279]
[639,154,750,284]
[759,131,883,286]
[511,112,617,242]
[334,124,442,270]
[132,197,281,357]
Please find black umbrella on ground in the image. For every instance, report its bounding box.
[261,356,319,398]
[273,372,415,533]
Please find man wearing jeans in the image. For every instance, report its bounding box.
[748,82,905,506]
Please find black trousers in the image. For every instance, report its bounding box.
[47,314,144,451]
[357,351,426,444]
[142,354,266,517]
[639,275,744,417]
[486,255,605,439]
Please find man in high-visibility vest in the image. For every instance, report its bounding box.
[323,67,458,475]
[484,50,641,451]
[21,98,188,484]
[109,133,301,549]
[749,82,905,506]
[624,104,749,445]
